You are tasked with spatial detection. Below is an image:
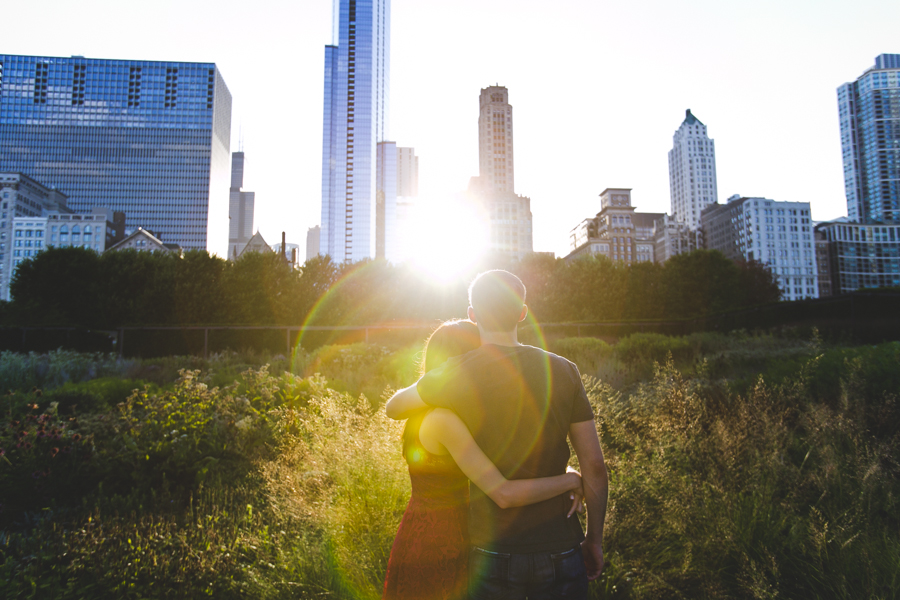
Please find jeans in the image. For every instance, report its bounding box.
[468,545,589,600]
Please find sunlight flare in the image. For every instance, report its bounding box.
[401,195,489,283]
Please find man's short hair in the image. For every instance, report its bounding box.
[468,270,526,332]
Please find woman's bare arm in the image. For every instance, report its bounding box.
[419,408,582,511]
[385,383,428,420]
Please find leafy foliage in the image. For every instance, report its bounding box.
[5,248,783,329]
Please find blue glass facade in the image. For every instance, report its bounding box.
[816,221,900,293]
[320,0,391,263]
[0,55,232,253]
[838,54,900,224]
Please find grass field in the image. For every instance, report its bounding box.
[1,332,898,599]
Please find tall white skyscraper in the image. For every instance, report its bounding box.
[320,0,391,263]
[470,85,532,259]
[668,109,718,230]
[478,86,515,194]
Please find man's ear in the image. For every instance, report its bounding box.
[467,306,477,323]
[518,305,528,323]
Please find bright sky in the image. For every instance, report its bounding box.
[4,0,900,257]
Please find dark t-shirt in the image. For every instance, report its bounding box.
[416,343,594,553]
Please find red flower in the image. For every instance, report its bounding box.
[50,447,59,458]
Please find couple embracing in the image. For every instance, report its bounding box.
[384,270,609,600]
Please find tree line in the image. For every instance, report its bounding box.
[1,247,781,329]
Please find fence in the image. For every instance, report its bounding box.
[1,292,898,358]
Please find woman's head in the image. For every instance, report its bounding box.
[422,319,480,374]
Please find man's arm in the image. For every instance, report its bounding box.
[569,419,609,581]
[384,383,428,420]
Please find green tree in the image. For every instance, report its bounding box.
[515,253,563,323]
[171,250,229,324]
[662,250,742,319]
[96,249,177,326]
[221,251,300,324]
[292,255,341,325]
[9,246,103,327]
[557,255,628,321]
[623,260,666,320]
[736,259,782,306]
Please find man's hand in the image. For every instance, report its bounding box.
[581,539,604,581]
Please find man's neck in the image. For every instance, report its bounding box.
[478,329,522,347]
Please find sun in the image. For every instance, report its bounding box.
[399,195,489,283]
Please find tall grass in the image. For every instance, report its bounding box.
[0,336,898,598]
[592,351,900,598]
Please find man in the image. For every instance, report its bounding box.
[386,270,608,599]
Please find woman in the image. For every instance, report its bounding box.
[382,320,582,600]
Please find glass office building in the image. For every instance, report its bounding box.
[815,220,900,294]
[838,54,900,224]
[321,0,391,263]
[0,54,232,253]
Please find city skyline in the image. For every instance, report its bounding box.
[1,0,898,258]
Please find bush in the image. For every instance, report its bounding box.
[0,350,135,393]
[300,342,416,402]
[591,356,900,598]
[550,337,613,376]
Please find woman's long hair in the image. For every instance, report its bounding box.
[403,320,480,458]
[420,319,480,375]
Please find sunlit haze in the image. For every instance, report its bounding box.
[403,195,489,283]
[4,0,899,257]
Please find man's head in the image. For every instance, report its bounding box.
[467,270,527,333]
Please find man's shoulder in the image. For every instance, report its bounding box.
[519,345,580,372]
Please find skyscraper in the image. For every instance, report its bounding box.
[478,86,515,194]
[472,85,532,259]
[375,142,417,262]
[375,141,397,261]
[838,54,900,224]
[396,146,418,198]
[320,0,391,263]
[0,54,232,254]
[228,152,255,259]
[668,109,718,230]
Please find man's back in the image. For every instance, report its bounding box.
[417,343,593,553]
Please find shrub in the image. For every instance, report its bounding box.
[550,337,613,377]
[0,350,135,393]
[301,342,410,402]
[590,355,900,598]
